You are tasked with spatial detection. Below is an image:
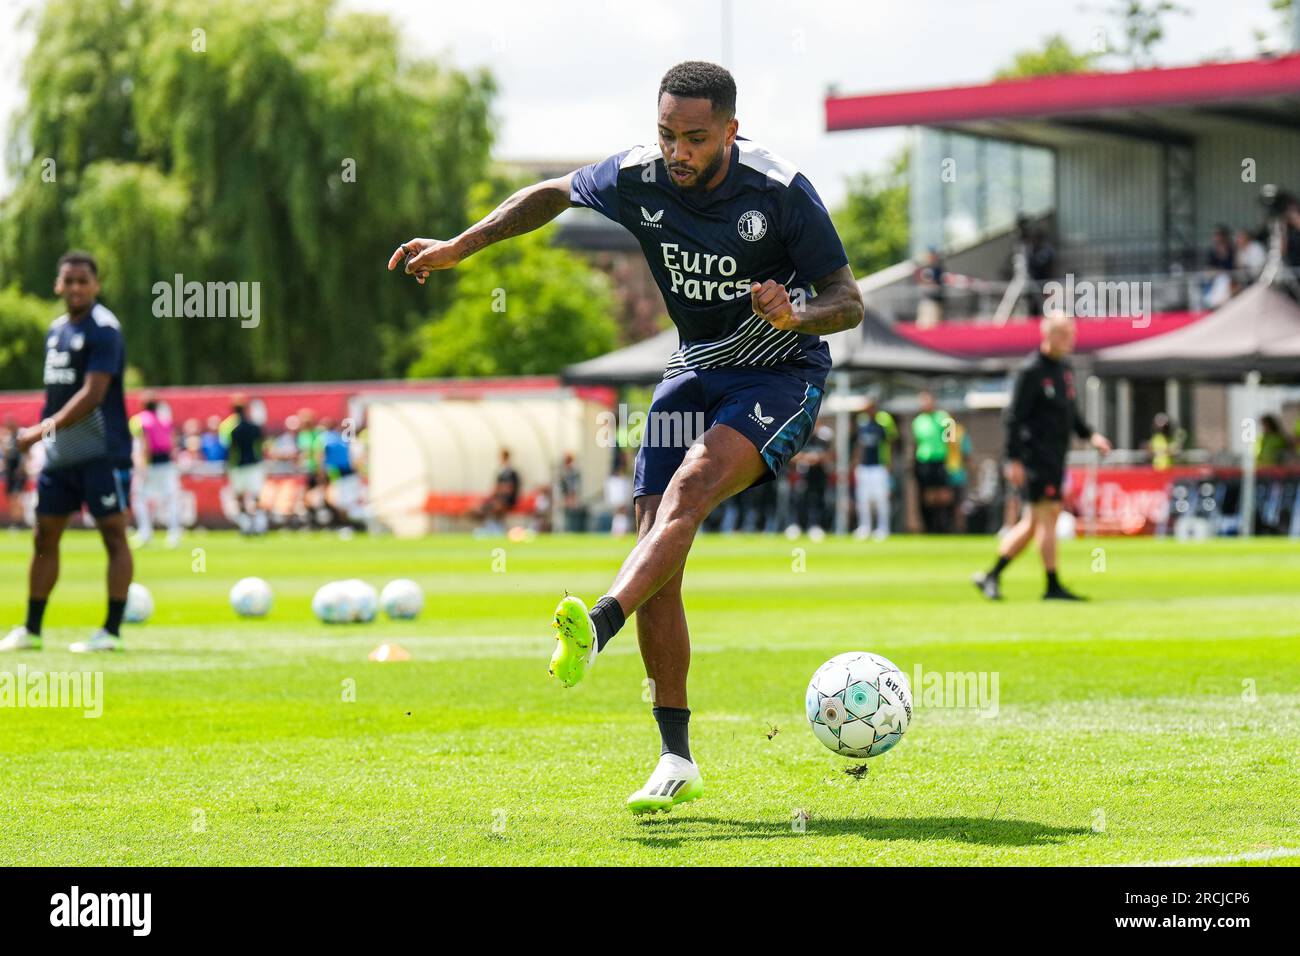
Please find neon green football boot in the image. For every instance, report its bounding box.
[626,753,704,815]
[549,595,598,688]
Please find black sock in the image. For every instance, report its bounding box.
[1046,570,1061,592]
[653,706,691,761]
[104,599,127,637]
[25,599,47,636]
[590,595,626,651]
[988,555,1011,579]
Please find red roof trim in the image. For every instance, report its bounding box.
[893,312,1205,358]
[826,54,1300,131]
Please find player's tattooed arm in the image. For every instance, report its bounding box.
[751,265,864,335]
[389,174,574,283]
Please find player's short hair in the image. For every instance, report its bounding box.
[658,61,736,118]
[57,250,99,276]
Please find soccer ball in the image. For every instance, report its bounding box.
[806,652,913,759]
[312,582,350,624]
[229,577,273,617]
[380,578,423,620]
[314,580,377,624]
[341,579,378,623]
[124,582,153,624]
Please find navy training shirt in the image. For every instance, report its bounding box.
[570,137,849,385]
[41,302,132,468]
[226,416,264,468]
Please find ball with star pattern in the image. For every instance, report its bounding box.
[806,652,913,758]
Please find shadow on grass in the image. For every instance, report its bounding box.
[627,814,1091,849]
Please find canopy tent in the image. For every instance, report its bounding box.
[1092,282,1300,381]
[837,310,1001,374]
[1092,280,1300,538]
[561,327,677,386]
[561,309,989,385]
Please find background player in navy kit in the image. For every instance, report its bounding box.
[390,61,864,812]
[221,396,268,535]
[1,252,134,653]
[973,315,1112,602]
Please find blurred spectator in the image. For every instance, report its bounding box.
[296,409,326,523]
[469,448,520,530]
[1208,224,1235,270]
[1285,199,1300,271]
[1025,227,1056,303]
[177,418,204,468]
[222,396,267,534]
[1256,414,1292,466]
[2,415,27,526]
[852,396,898,541]
[269,414,301,461]
[200,415,227,462]
[1204,224,1234,307]
[1011,216,1055,316]
[914,247,945,328]
[1147,413,1184,470]
[129,391,182,548]
[1234,228,1267,284]
[945,417,973,533]
[721,480,778,533]
[605,450,632,535]
[558,452,586,532]
[789,423,833,538]
[912,391,955,534]
[315,417,364,527]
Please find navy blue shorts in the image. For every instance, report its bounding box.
[37,462,132,519]
[633,366,825,499]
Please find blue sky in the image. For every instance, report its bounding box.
[0,0,1289,206]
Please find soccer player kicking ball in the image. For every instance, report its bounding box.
[391,62,863,813]
[973,314,1112,602]
[1,252,135,653]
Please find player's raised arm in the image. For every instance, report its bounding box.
[388,173,576,284]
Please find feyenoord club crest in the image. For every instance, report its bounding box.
[738,210,767,242]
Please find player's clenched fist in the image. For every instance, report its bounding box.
[751,279,799,330]
[387,237,463,284]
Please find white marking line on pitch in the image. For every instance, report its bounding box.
[1109,847,1300,867]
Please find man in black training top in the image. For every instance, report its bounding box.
[974,315,1111,601]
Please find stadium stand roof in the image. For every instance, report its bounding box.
[825,53,1300,144]
[1093,282,1300,379]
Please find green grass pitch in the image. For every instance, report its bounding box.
[1,529,1297,866]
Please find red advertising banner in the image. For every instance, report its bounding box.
[1065,464,1300,534]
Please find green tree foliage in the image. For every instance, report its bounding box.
[1253,0,1293,54]
[994,34,1100,80]
[0,286,59,389]
[407,220,619,378]
[833,149,910,278]
[0,0,495,384]
[66,162,189,382]
[1102,1,1191,68]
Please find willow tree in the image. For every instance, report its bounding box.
[0,0,494,384]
